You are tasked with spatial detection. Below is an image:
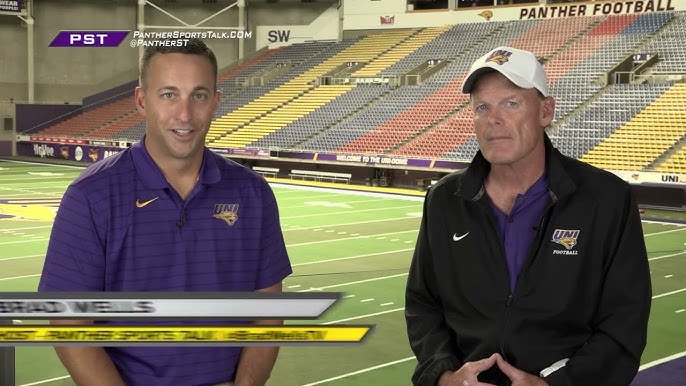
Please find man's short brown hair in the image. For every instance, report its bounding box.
[139,38,218,90]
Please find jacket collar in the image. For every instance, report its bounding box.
[454,133,576,202]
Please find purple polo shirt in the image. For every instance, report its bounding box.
[39,138,292,385]
[490,174,550,292]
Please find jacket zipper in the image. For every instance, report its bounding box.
[498,195,556,361]
[500,293,514,361]
[479,201,514,361]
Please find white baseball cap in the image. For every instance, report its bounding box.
[461,46,549,97]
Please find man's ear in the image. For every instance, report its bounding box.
[135,86,146,116]
[213,89,221,114]
[540,96,556,126]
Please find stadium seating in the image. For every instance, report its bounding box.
[250,84,393,149]
[580,83,686,171]
[207,30,417,148]
[656,146,686,174]
[211,85,356,148]
[26,9,686,175]
[31,96,135,139]
[551,83,670,159]
[351,27,448,77]
[394,17,598,160]
[635,12,686,75]
[32,46,290,142]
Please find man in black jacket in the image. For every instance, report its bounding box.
[405,46,652,386]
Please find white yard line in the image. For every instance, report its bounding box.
[322,308,403,325]
[269,182,424,201]
[0,238,49,246]
[292,249,413,267]
[287,230,416,247]
[0,254,45,262]
[652,287,686,299]
[300,357,416,386]
[0,225,53,232]
[0,274,41,282]
[649,251,686,261]
[0,160,85,169]
[19,375,72,386]
[298,273,408,292]
[639,351,686,371]
[288,197,396,209]
[642,219,686,227]
[282,205,419,219]
[645,227,686,237]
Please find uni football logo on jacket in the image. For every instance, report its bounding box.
[551,229,580,255]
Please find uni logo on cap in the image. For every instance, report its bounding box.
[485,49,512,65]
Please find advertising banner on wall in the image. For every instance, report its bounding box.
[15,140,685,187]
[342,0,684,30]
[255,4,339,49]
[611,170,686,187]
[18,142,123,163]
[0,0,21,13]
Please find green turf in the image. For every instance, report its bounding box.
[1,160,685,386]
[643,208,686,222]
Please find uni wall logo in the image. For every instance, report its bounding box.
[49,31,130,47]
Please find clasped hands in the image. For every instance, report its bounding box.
[438,353,548,386]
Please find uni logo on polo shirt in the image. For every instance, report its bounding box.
[551,229,580,255]
[486,49,511,65]
[213,203,239,226]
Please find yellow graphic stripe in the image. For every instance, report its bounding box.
[0,204,57,221]
[0,326,371,343]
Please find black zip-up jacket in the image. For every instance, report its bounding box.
[405,136,651,386]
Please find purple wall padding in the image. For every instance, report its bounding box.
[15,104,81,134]
[83,80,137,110]
[0,141,11,156]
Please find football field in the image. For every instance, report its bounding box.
[1,159,685,385]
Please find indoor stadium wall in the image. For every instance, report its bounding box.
[10,1,686,203]
[0,0,335,103]
[23,9,686,169]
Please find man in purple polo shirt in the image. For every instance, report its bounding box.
[39,38,292,385]
[405,47,651,386]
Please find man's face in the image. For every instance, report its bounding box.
[135,52,219,164]
[470,71,555,168]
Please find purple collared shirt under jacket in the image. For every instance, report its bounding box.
[490,174,550,292]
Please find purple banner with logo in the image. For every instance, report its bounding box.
[209,148,270,157]
[18,140,466,170]
[17,142,123,163]
[0,0,21,13]
[278,150,464,170]
[49,31,129,47]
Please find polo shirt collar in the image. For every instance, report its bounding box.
[131,136,222,190]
